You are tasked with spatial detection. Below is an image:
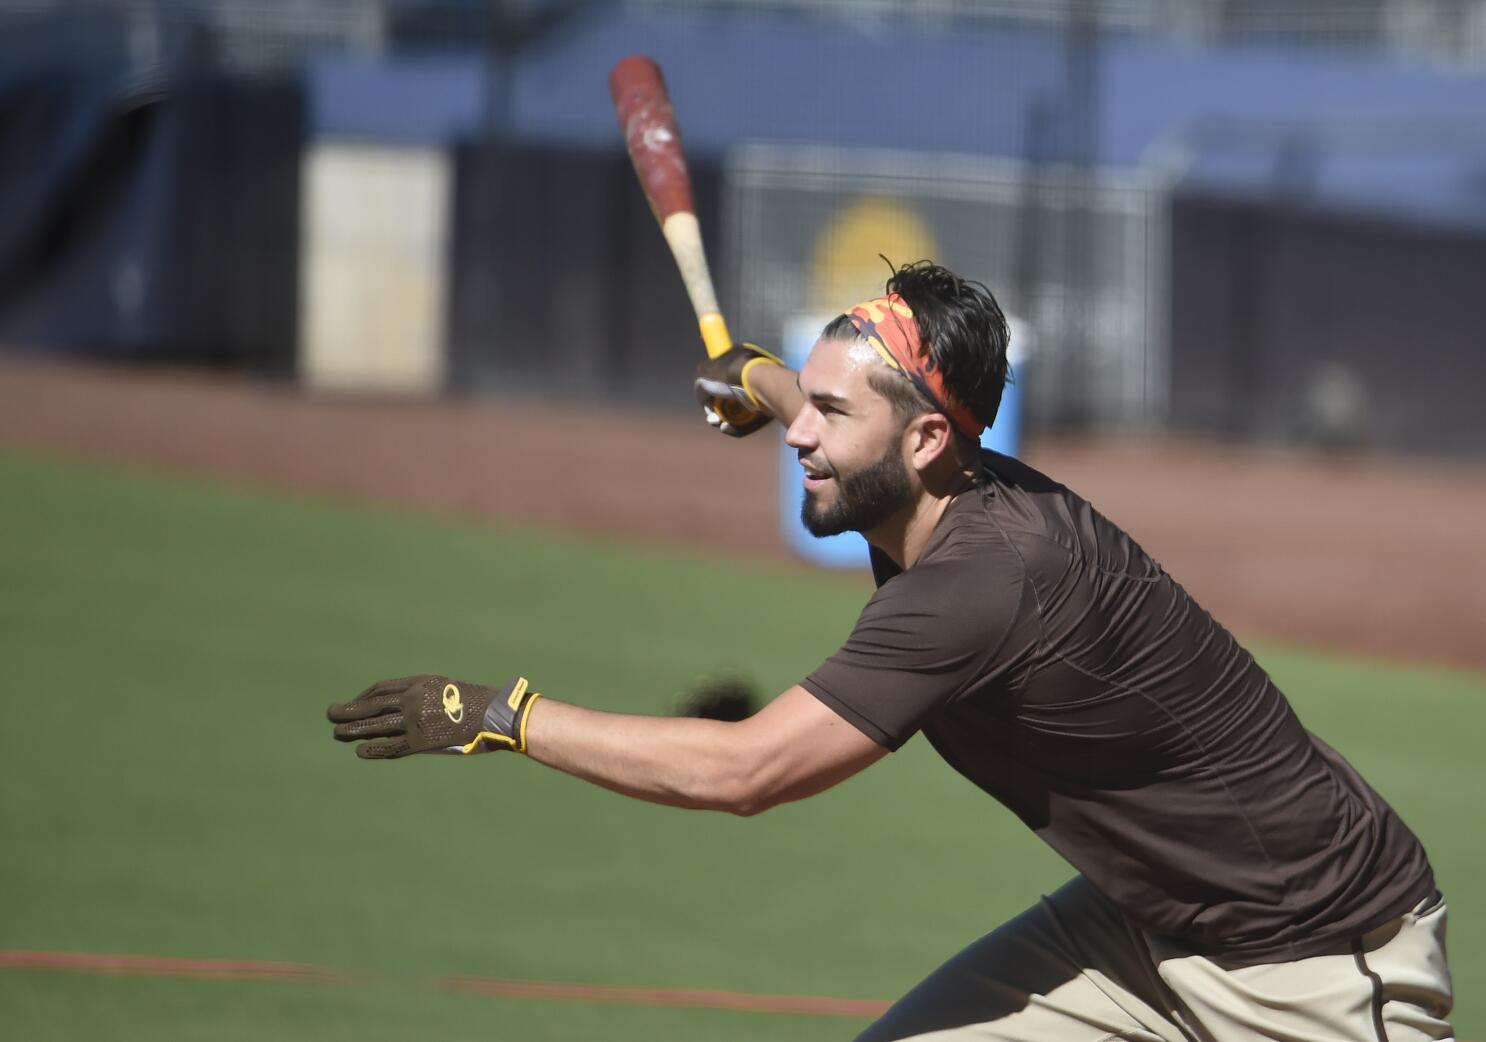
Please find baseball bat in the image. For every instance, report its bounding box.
[609,55,758,426]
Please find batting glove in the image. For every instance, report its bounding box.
[694,342,784,437]
[327,674,541,759]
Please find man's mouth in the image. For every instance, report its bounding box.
[800,459,834,490]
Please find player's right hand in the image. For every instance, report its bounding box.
[694,342,783,438]
[327,674,541,759]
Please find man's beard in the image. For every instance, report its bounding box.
[801,442,914,537]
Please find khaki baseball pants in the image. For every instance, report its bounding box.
[857,876,1453,1042]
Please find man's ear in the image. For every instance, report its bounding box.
[905,412,955,474]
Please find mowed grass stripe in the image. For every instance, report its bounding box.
[2,449,1482,1042]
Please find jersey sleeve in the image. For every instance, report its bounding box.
[801,551,1025,750]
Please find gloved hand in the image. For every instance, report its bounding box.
[694,342,784,437]
[327,674,541,759]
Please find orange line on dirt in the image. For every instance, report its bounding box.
[0,950,358,985]
[0,950,888,1020]
[447,975,890,1018]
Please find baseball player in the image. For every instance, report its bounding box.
[328,260,1453,1042]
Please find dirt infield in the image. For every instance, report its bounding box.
[3,354,1483,672]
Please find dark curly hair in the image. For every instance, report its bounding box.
[821,260,1011,442]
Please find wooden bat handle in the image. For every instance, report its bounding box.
[659,212,731,358]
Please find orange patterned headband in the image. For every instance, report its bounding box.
[845,294,984,439]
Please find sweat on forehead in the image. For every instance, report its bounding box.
[842,338,885,371]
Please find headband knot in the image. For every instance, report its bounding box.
[845,294,984,439]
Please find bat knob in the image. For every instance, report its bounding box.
[717,399,759,426]
[707,397,770,437]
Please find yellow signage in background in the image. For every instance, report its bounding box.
[807,196,939,313]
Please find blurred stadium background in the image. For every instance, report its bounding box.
[2,1,1484,1039]
[5,0,1486,450]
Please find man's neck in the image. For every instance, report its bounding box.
[866,489,960,570]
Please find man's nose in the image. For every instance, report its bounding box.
[784,410,815,450]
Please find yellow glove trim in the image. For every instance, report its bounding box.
[741,342,784,366]
[517,691,541,754]
[505,676,529,711]
[462,731,516,754]
[457,691,542,755]
[738,352,782,410]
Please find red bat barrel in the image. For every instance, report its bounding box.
[609,55,695,222]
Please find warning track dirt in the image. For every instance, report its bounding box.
[2,354,1483,672]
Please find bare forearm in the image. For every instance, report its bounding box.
[746,361,804,426]
[512,686,886,815]
[523,698,760,813]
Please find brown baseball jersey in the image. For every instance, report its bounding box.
[802,451,1435,966]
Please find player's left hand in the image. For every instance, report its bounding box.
[694,342,783,437]
[327,674,541,759]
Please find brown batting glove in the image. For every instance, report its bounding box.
[694,342,784,437]
[327,674,541,759]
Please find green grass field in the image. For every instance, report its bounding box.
[2,449,1481,1040]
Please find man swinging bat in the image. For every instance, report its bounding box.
[328,260,1454,1042]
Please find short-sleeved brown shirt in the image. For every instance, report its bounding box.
[802,452,1435,966]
